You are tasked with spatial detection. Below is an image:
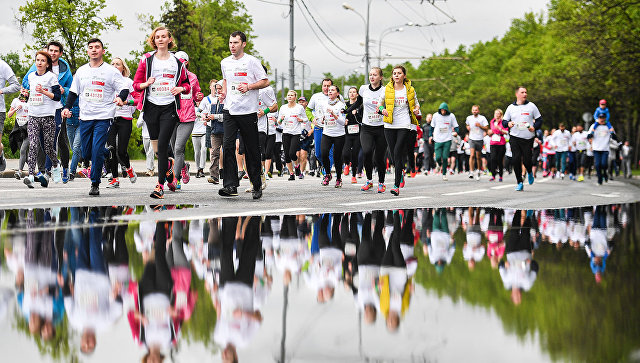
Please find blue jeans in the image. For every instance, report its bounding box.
[76,208,107,274]
[313,126,333,170]
[556,151,567,173]
[80,119,111,184]
[66,116,81,173]
[593,150,608,184]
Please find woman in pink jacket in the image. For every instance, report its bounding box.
[133,26,191,199]
[489,109,508,181]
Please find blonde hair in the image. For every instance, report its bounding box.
[287,89,298,98]
[147,26,175,50]
[111,57,130,77]
[494,108,503,118]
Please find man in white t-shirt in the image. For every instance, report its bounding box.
[551,122,571,178]
[0,59,21,171]
[62,38,128,196]
[465,105,489,180]
[571,124,589,181]
[218,31,269,199]
[307,79,334,175]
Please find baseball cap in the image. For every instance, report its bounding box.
[175,51,189,62]
[599,99,607,105]
[195,92,204,102]
[298,96,307,102]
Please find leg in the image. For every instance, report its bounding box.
[117,117,133,169]
[58,116,69,169]
[67,120,82,174]
[106,118,119,176]
[333,136,346,179]
[156,113,178,185]
[360,126,375,181]
[211,134,223,180]
[236,114,263,190]
[144,137,155,171]
[89,120,111,185]
[222,112,240,188]
[42,116,59,168]
[173,121,194,179]
[510,139,524,184]
[321,135,332,176]
[27,117,42,175]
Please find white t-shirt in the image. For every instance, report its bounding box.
[147,56,179,106]
[319,99,347,137]
[64,270,123,332]
[142,293,172,349]
[257,86,277,134]
[380,86,412,129]
[51,64,64,109]
[572,130,588,151]
[589,122,612,152]
[503,101,541,139]
[267,111,278,136]
[10,98,29,126]
[27,71,59,117]
[70,62,128,120]
[431,112,457,143]
[552,129,571,152]
[213,283,260,348]
[278,103,307,135]
[465,115,488,140]
[192,112,206,135]
[0,59,18,110]
[114,76,136,119]
[221,53,267,115]
[359,84,384,127]
[307,92,328,126]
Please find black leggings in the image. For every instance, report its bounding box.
[282,133,300,163]
[220,216,261,287]
[318,213,344,250]
[384,128,409,187]
[360,124,387,183]
[490,144,506,178]
[106,116,133,176]
[321,134,345,179]
[139,222,174,310]
[273,141,283,172]
[405,130,417,172]
[358,211,386,266]
[382,212,406,268]
[343,133,361,177]
[259,133,275,161]
[509,136,534,184]
[144,102,178,185]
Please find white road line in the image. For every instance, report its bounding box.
[0,187,88,193]
[136,207,312,221]
[490,185,515,190]
[537,178,550,183]
[0,200,84,208]
[590,193,620,198]
[341,196,431,206]
[442,189,488,196]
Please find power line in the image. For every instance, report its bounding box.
[297,0,362,57]
[255,0,289,6]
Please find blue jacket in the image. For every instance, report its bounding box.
[206,95,225,135]
[22,58,73,106]
[593,106,610,123]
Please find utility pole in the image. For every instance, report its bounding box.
[280,73,286,103]
[274,68,278,100]
[364,0,371,84]
[289,0,295,91]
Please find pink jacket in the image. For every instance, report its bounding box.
[132,51,191,112]
[490,118,508,145]
[177,70,201,123]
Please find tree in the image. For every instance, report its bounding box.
[16,0,122,72]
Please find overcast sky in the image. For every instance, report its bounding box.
[1,0,549,87]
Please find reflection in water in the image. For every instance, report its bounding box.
[0,205,638,362]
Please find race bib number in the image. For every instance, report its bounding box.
[16,115,28,126]
[597,128,609,137]
[491,134,502,142]
[560,139,568,146]
[394,97,406,106]
[517,121,530,130]
[439,127,449,134]
[84,78,106,102]
[180,92,192,100]
[347,124,360,134]
[78,292,99,312]
[285,117,296,129]
[230,82,248,97]
[344,242,357,256]
[577,140,586,148]
[367,113,382,123]
[29,91,44,106]
[149,81,172,97]
[325,117,336,127]
[268,115,276,127]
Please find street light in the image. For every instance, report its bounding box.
[343,1,371,84]
[378,26,404,67]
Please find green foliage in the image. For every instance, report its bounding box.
[179,265,217,350]
[15,0,122,73]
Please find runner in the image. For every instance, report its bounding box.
[23,51,62,188]
[319,85,346,187]
[105,56,137,189]
[0,58,20,171]
[218,31,269,199]
[297,96,314,178]
[466,105,489,181]
[343,86,363,184]
[359,67,387,192]
[307,79,333,176]
[552,122,571,179]
[192,91,207,177]
[256,69,278,187]
[503,86,543,191]
[61,38,129,196]
[588,113,617,185]
[430,102,459,181]
[7,89,29,177]
[489,109,508,182]
[132,26,191,199]
[199,80,224,184]
[379,65,421,196]
[277,90,307,181]
[571,124,589,181]
[170,51,201,191]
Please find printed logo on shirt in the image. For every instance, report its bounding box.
[162,73,175,79]
[234,72,247,77]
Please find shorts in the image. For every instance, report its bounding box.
[577,150,587,167]
[469,139,484,152]
[299,135,313,153]
[547,154,556,167]
[0,112,5,135]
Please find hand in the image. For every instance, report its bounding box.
[233,309,243,319]
[236,83,249,93]
[257,109,265,117]
[61,109,72,118]
[144,77,156,88]
[452,132,457,137]
[382,109,389,117]
[352,109,357,115]
[170,87,184,96]
[60,87,65,95]
[475,122,481,127]
[15,104,22,110]
[413,105,420,115]
[429,137,433,143]
[528,126,535,132]
[35,84,43,93]
[508,121,515,128]
[113,97,124,106]
[218,90,226,102]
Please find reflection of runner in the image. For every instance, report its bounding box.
[356,211,385,324]
[464,207,485,270]
[586,206,611,283]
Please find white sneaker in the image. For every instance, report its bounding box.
[442,174,448,181]
[475,170,480,181]
[52,166,62,183]
[261,173,267,190]
[24,175,35,188]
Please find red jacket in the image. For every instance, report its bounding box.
[132,51,191,112]
[177,70,201,123]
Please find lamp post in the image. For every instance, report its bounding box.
[377,26,404,67]
[294,59,308,98]
[343,1,371,83]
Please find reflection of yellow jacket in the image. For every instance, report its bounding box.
[379,274,412,319]
[381,80,419,126]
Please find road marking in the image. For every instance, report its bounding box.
[442,189,488,196]
[590,193,620,198]
[490,185,515,190]
[0,200,84,208]
[537,178,550,183]
[134,207,312,221]
[341,196,431,206]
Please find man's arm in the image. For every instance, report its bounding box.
[249,78,269,91]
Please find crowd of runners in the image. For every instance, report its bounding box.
[0,28,633,199]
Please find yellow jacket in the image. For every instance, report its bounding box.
[379,274,412,319]
[381,80,419,126]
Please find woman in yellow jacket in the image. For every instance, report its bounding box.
[378,65,421,196]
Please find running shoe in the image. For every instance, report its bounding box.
[0,153,5,172]
[23,175,35,188]
[167,180,177,192]
[399,174,405,188]
[377,183,386,193]
[335,179,343,188]
[288,173,296,181]
[410,171,417,178]
[475,170,480,181]
[237,170,246,179]
[218,186,238,197]
[145,169,155,177]
[79,167,91,178]
[150,184,164,199]
[469,173,474,179]
[295,165,302,177]
[106,178,120,188]
[561,173,565,180]
[252,188,262,199]
[62,168,69,183]
[36,172,49,187]
[321,175,330,186]
[14,170,21,179]
[390,186,400,196]
[361,181,373,191]
[528,172,535,185]
[298,172,304,179]
[167,158,175,182]
[52,166,62,183]
[181,162,190,184]
[489,176,495,181]
[208,177,219,184]
[577,174,584,182]
[126,167,138,183]
[515,182,524,191]
[442,174,448,181]
[343,164,350,176]
[89,184,100,196]
[261,173,267,189]
[69,172,75,181]
[351,176,357,184]
[175,180,181,190]
[499,176,503,182]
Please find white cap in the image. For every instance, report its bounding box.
[175,51,189,62]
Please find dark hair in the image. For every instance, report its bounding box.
[329,84,340,94]
[322,78,333,85]
[87,38,104,48]
[46,41,64,54]
[230,31,247,43]
[391,65,407,82]
[35,51,53,73]
[516,86,526,92]
[370,67,383,77]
